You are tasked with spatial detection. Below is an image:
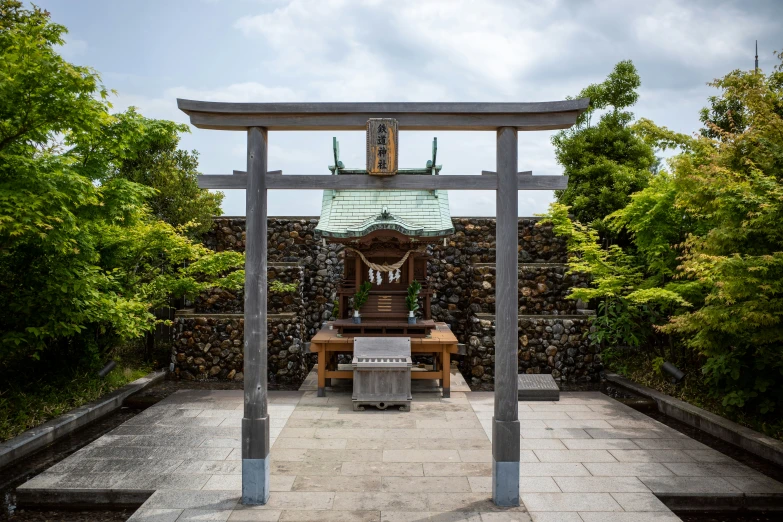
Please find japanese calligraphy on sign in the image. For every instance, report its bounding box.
[366,118,398,176]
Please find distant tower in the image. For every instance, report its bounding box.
[755,40,759,73]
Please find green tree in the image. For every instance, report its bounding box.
[552,61,656,237]
[70,108,223,237]
[547,53,783,416]
[0,1,233,365]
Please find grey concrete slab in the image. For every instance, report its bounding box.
[517,374,559,401]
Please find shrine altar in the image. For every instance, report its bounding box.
[309,322,459,398]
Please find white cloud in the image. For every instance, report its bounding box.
[85,0,781,217]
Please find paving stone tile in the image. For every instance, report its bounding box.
[236,492,335,511]
[682,449,736,463]
[341,462,424,476]
[48,472,128,489]
[270,460,342,476]
[143,490,239,510]
[127,508,183,521]
[608,450,695,463]
[639,476,741,494]
[114,473,211,491]
[520,492,622,512]
[131,435,207,447]
[631,438,708,450]
[292,475,382,492]
[178,509,233,521]
[273,437,347,449]
[610,492,670,511]
[383,450,460,462]
[517,463,590,477]
[467,476,560,494]
[81,445,157,459]
[422,462,491,477]
[227,509,281,521]
[334,492,428,511]
[662,462,762,477]
[381,512,481,522]
[604,419,666,429]
[278,428,317,438]
[15,473,64,489]
[724,475,783,494]
[382,476,471,493]
[201,438,241,448]
[553,476,650,493]
[427,493,527,512]
[313,428,386,439]
[202,474,295,492]
[350,439,420,450]
[476,513,527,522]
[561,439,639,450]
[541,420,613,429]
[151,447,233,461]
[451,429,492,439]
[269,448,309,462]
[528,404,592,412]
[520,429,590,439]
[302,449,383,462]
[528,513,582,522]
[416,418,482,429]
[583,463,673,477]
[45,458,98,473]
[288,411,323,420]
[564,412,625,420]
[518,439,567,450]
[280,511,380,521]
[533,450,616,463]
[518,412,571,420]
[578,514,681,522]
[584,428,665,439]
[175,460,242,475]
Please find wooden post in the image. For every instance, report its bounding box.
[242,126,270,505]
[492,126,520,506]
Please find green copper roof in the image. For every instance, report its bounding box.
[315,187,453,239]
[315,136,454,239]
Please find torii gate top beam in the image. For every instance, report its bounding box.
[177,99,590,131]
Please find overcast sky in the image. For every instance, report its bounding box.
[47,0,781,217]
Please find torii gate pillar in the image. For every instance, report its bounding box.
[241,126,270,504]
[493,127,521,505]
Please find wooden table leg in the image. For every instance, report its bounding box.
[317,348,326,397]
[325,352,333,387]
[442,348,451,398]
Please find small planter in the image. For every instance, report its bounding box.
[407,311,416,325]
[353,310,361,324]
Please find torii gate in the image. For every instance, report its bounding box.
[179,99,588,507]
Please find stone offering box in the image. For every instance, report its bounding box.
[352,337,412,411]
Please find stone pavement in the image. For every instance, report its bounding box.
[17,389,783,521]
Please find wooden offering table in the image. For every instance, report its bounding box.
[309,322,459,398]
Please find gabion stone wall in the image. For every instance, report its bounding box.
[172,313,306,388]
[464,314,598,391]
[170,216,598,389]
[194,264,305,315]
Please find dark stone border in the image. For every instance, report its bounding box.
[606,373,783,468]
[15,488,153,510]
[0,371,165,470]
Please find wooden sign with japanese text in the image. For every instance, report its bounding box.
[366,118,398,176]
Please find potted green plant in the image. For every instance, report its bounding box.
[352,281,371,324]
[406,281,422,324]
